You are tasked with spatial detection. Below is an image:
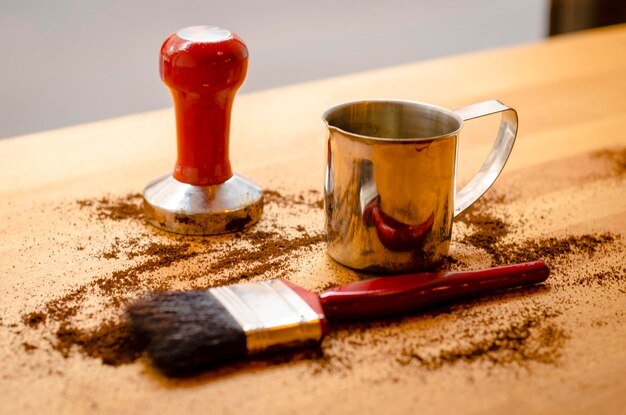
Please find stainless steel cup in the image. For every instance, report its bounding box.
[323,99,518,272]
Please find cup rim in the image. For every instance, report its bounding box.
[322,99,464,143]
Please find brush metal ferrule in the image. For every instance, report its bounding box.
[209,280,323,354]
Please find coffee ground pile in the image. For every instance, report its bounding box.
[458,197,618,266]
[77,193,143,221]
[15,148,626,376]
[55,320,145,366]
[593,147,626,175]
[457,193,618,266]
[20,189,327,366]
[18,188,623,371]
[396,306,567,369]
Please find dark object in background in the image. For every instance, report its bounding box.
[550,0,626,35]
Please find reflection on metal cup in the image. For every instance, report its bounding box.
[323,99,518,272]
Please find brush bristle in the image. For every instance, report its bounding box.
[127,290,247,377]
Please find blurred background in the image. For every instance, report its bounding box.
[0,0,624,139]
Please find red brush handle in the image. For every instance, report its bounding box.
[160,26,248,186]
[319,261,549,321]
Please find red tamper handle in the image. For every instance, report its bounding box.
[160,26,248,186]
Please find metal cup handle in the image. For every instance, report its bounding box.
[453,99,518,217]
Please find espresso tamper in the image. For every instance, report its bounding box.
[144,26,263,235]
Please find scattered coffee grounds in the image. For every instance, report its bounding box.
[92,243,199,307]
[458,213,509,256]
[41,286,88,323]
[263,189,324,209]
[21,189,327,367]
[456,190,618,267]
[54,320,145,366]
[456,191,511,256]
[434,255,467,271]
[15,165,625,379]
[491,233,617,266]
[314,281,339,293]
[396,308,567,369]
[204,345,349,378]
[20,241,201,363]
[101,236,142,260]
[575,265,626,287]
[22,342,37,353]
[254,347,344,375]
[200,232,326,287]
[101,247,119,260]
[22,311,47,329]
[593,147,626,175]
[77,193,143,221]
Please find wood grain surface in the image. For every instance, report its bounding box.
[1,25,625,415]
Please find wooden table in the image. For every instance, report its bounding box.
[1,25,625,415]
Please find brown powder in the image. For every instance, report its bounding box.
[207,346,349,378]
[457,190,618,267]
[42,286,88,323]
[22,342,37,353]
[314,281,340,293]
[263,189,324,209]
[456,192,510,254]
[575,265,626,287]
[593,147,626,175]
[101,247,119,260]
[94,242,197,292]
[397,308,567,369]
[201,232,326,287]
[22,311,47,329]
[22,241,203,364]
[434,255,467,272]
[18,175,624,376]
[492,233,617,266]
[77,193,143,221]
[460,217,509,257]
[54,320,145,366]
[22,189,327,367]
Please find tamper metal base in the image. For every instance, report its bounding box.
[143,173,263,235]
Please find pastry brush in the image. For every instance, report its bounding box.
[128,261,549,377]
